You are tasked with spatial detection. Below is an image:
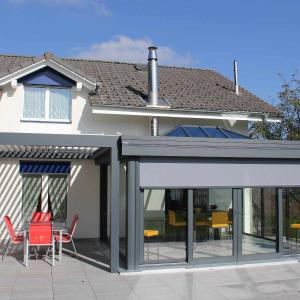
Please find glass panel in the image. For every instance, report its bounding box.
[119,163,127,267]
[193,188,233,259]
[23,87,45,119]
[49,88,71,120]
[48,175,68,221]
[22,174,42,222]
[283,187,300,254]
[144,189,187,263]
[242,188,277,255]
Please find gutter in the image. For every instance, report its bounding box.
[91,105,282,123]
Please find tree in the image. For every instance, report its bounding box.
[250,74,300,140]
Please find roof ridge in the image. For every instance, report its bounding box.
[0,52,213,71]
[59,56,212,71]
[0,54,36,59]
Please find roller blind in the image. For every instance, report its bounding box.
[140,159,300,188]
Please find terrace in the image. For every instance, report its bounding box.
[1,248,300,299]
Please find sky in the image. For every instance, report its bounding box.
[0,0,299,105]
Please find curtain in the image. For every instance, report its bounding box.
[49,175,68,221]
[22,175,42,222]
[23,87,45,119]
[49,88,71,120]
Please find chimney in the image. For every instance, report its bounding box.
[148,46,159,136]
[234,60,239,95]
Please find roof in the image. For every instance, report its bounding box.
[163,126,249,139]
[121,135,300,159]
[0,53,280,116]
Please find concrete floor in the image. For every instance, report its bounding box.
[144,234,278,262]
[2,242,300,299]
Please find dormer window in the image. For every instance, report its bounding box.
[23,87,71,122]
[19,67,75,123]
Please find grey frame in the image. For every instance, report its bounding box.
[0,132,120,273]
[137,186,284,269]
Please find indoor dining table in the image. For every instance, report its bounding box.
[21,221,69,264]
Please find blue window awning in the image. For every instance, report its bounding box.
[20,161,71,174]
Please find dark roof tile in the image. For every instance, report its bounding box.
[0,54,279,115]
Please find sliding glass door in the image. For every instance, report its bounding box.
[193,188,235,261]
[141,187,283,266]
[283,188,300,254]
[241,188,278,257]
[143,189,187,263]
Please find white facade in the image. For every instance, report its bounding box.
[0,71,249,241]
[0,159,99,241]
[0,83,248,136]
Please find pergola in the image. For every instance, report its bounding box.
[0,132,121,273]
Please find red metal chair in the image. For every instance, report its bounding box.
[55,215,79,258]
[26,221,55,267]
[2,216,24,260]
[31,212,51,222]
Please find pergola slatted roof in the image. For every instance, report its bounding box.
[0,145,100,159]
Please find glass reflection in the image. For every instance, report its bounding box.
[242,188,277,255]
[283,188,300,254]
[144,189,187,263]
[193,188,233,259]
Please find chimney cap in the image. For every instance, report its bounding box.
[43,52,54,60]
[148,46,158,61]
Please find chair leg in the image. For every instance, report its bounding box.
[33,247,38,260]
[45,247,49,259]
[2,239,11,261]
[71,238,78,258]
[26,243,29,267]
[52,239,55,267]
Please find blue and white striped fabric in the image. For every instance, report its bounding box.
[20,161,71,174]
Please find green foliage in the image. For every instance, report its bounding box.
[250,74,300,140]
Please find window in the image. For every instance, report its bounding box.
[22,174,68,222]
[23,87,71,122]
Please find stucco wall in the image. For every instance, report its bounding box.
[0,83,248,136]
[0,158,100,241]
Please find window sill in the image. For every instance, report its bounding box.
[21,118,71,124]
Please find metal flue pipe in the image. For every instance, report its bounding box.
[234,60,239,95]
[148,46,159,136]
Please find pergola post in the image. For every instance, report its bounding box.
[110,147,120,273]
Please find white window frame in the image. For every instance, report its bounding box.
[22,86,72,123]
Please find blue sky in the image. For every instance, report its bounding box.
[0,0,299,104]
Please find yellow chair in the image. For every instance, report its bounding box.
[168,210,187,227]
[210,211,230,241]
[144,230,160,260]
[290,223,300,249]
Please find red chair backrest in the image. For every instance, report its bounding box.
[29,222,52,245]
[3,216,15,239]
[68,215,79,237]
[31,212,51,222]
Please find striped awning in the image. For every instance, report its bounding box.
[20,161,71,173]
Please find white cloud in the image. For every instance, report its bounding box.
[76,35,193,66]
[9,0,110,15]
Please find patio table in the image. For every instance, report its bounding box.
[21,221,69,264]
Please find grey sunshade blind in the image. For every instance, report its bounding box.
[140,159,300,188]
[22,175,42,222]
[49,175,68,221]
